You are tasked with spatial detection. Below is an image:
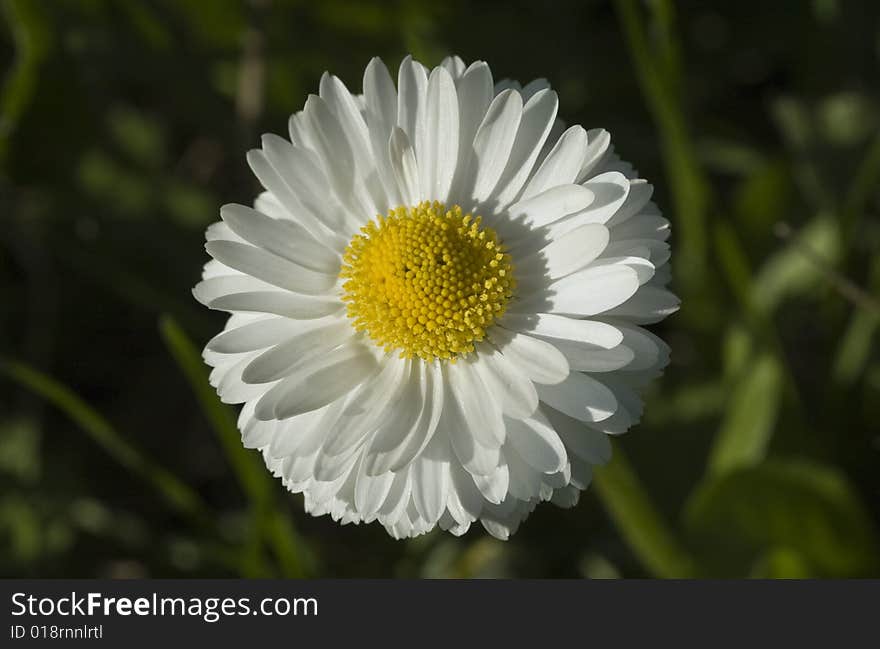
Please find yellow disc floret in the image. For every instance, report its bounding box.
[340,201,515,362]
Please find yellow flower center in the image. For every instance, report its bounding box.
[340,201,515,361]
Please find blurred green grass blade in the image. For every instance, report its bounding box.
[648,0,682,93]
[752,214,841,314]
[0,359,209,522]
[708,352,783,477]
[0,495,42,563]
[159,315,270,502]
[594,445,696,578]
[685,459,879,577]
[648,380,726,426]
[722,323,753,381]
[833,308,880,385]
[733,158,793,238]
[713,220,755,317]
[698,138,766,176]
[614,0,787,329]
[240,508,273,578]
[614,0,709,292]
[843,131,880,247]
[833,256,880,385]
[158,315,309,578]
[751,547,813,579]
[265,508,316,578]
[0,0,50,163]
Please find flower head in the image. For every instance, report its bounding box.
[194,55,679,539]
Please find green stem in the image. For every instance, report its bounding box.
[594,446,697,578]
[0,0,50,164]
[614,0,710,295]
[842,131,880,249]
[158,315,310,578]
[0,358,210,524]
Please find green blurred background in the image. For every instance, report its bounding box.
[2,0,879,578]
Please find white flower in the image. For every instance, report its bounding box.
[194,55,678,540]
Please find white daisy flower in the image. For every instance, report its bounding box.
[194,55,678,540]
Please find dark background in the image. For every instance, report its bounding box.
[1,0,878,578]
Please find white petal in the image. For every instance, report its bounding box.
[551,338,635,372]
[411,436,450,526]
[519,223,610,279]
[259,134,348,235]
[612,213,670,242]
[206,221,243,244]
[377,470,411,524]
[504,444,543,500]
[282,450,320,485]
[491,88,559,207]
[445,368,501,476]
[322,356,408,456]
[490,328,569,385]
[241,319,352,384]
[240,401,273,449]
[576,128,612,182]
[520,78,551,100]
[397,55,428,153]
[319,73,372,170]
[246,149,341,241]
[597,255,655,285]
[259,342,378,420]
[449,461,485,519]
[419,66,459,202]
[287,111,312,150]
[446,360,505,448]
[544,405,612,464]
[536,263,640,317]
[365,360,444,475]
[207,317,301,354]
[220,203,340,274]
[448,61,493,204]
[206,291,342,320]
[216,360,268,405]
[505,414,567,474]
[566,458,592,492]
[363,58,396,126]
[501,313,623,349]
[312,436,365,482]
[615,324,668,372]
[363,57,401,207]
[470,343,538,420]
[472,459,509,504]
[440,55,466,80]
[194,273,270,303]
[471,89,523,202]
[572,171,630,224]
[388,127,420,206]
[361,362,425,474]
[604,238,671,269]
[354,463,395,520]
[552,484,583,507]
[603,286,680,323]
[537,372,618,423]
[205,240,335,296]
[506,184,594,230]
[194,271,271,297]
[268,406,329,458]
[522,125,589,198]
[606,178,653,227]
[304,95,372,223]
